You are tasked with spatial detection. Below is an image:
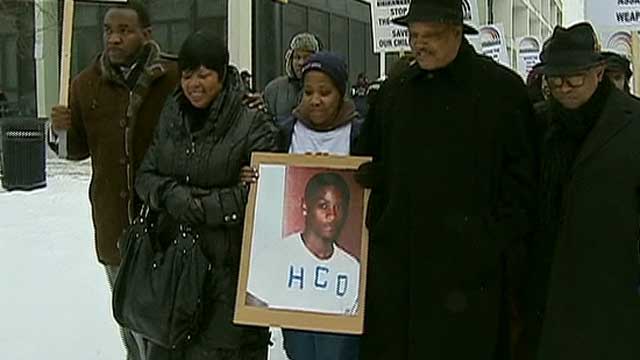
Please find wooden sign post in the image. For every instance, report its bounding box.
[57,0,127,158]
[632,31,640,96]
[56,0,75,158]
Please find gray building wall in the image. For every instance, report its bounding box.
[253,0,379,91]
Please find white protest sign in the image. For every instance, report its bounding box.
[599,28,633,55]
[463,0,480,27]
[479,24,510,67]
[599,28,636,93]
[370,0,479,54]
[463,0,482,52]
[585,0,640,28]
[517,36,541,79]
[370,0,411,53]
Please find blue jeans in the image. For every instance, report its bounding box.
[282,329,360,360]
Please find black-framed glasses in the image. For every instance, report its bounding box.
[546,73,587,88]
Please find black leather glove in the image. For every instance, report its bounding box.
[355,161,380,189]
[163,183,205,225]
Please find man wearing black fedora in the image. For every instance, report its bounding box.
[602,51,634,94]
[521,22,640,360]
[355,0,537,359]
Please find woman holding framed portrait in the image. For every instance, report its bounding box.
[241,52,362,360]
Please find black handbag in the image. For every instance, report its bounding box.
[112,205,212,349]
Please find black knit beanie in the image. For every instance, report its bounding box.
[302,52,348,97]
[178,30,229,81]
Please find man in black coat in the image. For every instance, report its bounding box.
[602,51,634,94]
[354,0,537,359]
[525,22,640,360]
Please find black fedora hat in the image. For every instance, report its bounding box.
[602,51,632,76]
[392,0,479,35]
[538,22,605,76]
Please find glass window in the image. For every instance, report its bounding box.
[365,24,379,80]
[349,20,366,83]
[5,37,18,90]
[197,0,226,17]
[386,52,400,76]
[150,21,190,54]
[71,3,104,75]
[170,21,191,53]
[0,38,7,88]
[153,23,171,52]
[308,8,329,49]
[254,0,379,90]
[74,4,102,27]
[329,15,348,65]
[69,0,229,75]
[148,0,191,22]
[195,17,227,43]
[283,3,307,48]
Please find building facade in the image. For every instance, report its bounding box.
[0,0,36,117]
[2,0,378,117]
[479,0,564,66]
[69,0,378,91]
[4,0,572,118]
[562,0,585,26]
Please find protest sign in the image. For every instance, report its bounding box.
[479,24,510,67]
[600,28,633,55]
[585,0,640,29]
[370,0,479,54]
[370,0,411,53]
[517,36,541,79]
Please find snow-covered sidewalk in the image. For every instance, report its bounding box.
[0,160,124,360]
[0,159,288,360]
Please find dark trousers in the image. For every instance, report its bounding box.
[282,329,360,360]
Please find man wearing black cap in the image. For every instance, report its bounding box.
[523,22,640,360]
[602,51,633,94]
[354,0,537,359]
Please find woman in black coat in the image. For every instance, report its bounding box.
[135,31,278,360]
[241,52,362,360]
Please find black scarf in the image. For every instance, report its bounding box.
[112,45,151,90]
[540,78,612,235]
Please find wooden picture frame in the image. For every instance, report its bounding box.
[234,152,372,334]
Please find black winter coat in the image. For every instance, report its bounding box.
[533,88,640,360]
[135,67,278,358]
[355,40,537,359]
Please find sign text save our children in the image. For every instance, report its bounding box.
[370,0,412,53]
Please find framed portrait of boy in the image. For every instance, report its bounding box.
[234,152,371,334]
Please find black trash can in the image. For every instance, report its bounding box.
[1,117,46,191]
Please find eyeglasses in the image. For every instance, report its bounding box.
[546,73,587,88]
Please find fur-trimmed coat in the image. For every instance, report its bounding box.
[62,42,179,265]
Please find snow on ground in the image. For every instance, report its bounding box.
[0,158,288,360]
[0,159,123,360]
